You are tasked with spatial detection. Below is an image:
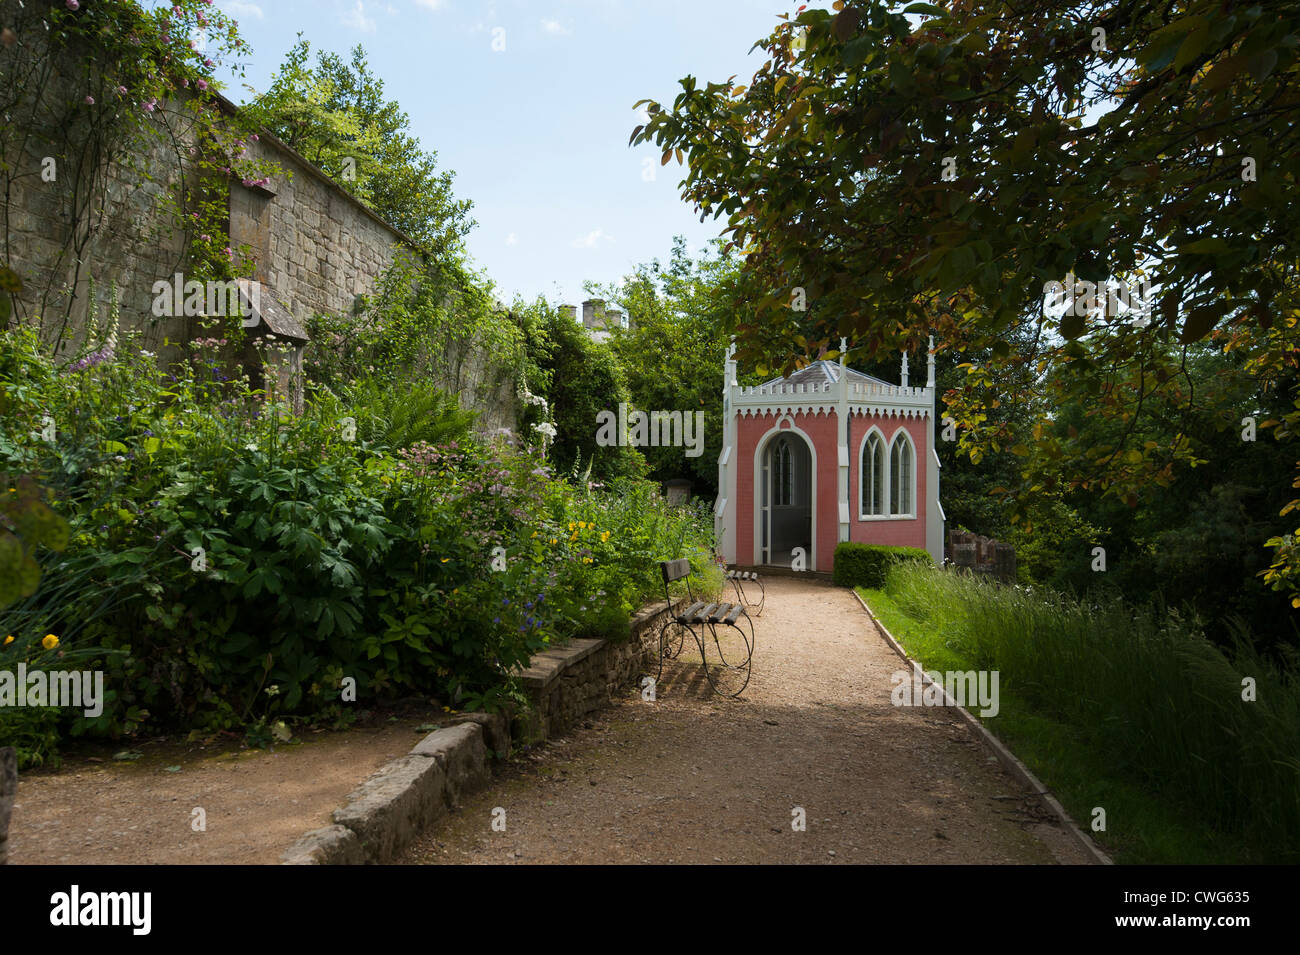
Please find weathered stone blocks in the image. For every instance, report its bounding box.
[331,754,448,864]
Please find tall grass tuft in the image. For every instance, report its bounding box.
[881,562,1300,861]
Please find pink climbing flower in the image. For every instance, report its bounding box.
[196,78,208,91]
[117,86,128,95]
[66,0,80,10]
[200,234,210,243]
[84,95,94,105]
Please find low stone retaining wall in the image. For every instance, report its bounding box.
[282,598,683,864]
[0,747,15,865]
[514,599,682,743]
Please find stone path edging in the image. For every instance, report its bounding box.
[281,715,504,864]
[281,599,681,864]
[851,588,1113,865]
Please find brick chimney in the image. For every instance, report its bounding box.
[559,304,577,322]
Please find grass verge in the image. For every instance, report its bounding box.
[857,565,1299,864]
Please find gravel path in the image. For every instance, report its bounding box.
[399,575,1092,865]
[8,717,434,865]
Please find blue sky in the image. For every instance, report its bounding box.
[204,0,814,309]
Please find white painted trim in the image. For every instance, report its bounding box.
[752,421,818,571]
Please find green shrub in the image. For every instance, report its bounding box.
[342,377,477,450]
[0,324,718,758]
[831,542,932,588]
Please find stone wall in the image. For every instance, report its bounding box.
[1,41,405,360]
[515,600,682,743]
[230,133,406,333]
[0,746,14,866]
[947,529,1016,582]
[0,16,196,354]
[0,19,517,433]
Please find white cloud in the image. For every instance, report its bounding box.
[572,229,614,249]
[342,0,377,33]
[541,19,570,35]
[414,0,446,9]
[506,232,518,246]
[222,1,264,19]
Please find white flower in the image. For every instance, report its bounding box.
[533,422,557,438]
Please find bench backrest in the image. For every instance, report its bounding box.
[659,558,695,609]
[660,558,691,584]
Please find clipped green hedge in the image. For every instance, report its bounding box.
[831,542,932,588]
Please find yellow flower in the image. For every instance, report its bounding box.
[441,558,450,563]
[569,533,578,541]
[2,635,13,647]
[568,522,575,531]
[583,557,593,564]
[601,531,610,542]
[550,538,557,545]
[42,633,59,650]
[578,521,587,529]
[531,531,539,538]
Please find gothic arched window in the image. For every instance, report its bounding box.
[861,431,885,516]
[890,432,914,517]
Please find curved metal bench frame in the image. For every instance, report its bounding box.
[725,567,766,617]
[655,558,754,698]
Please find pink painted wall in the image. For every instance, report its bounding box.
[735,410,840,571]
[847,412,928,549]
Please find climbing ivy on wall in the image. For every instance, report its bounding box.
[0,0,276,348]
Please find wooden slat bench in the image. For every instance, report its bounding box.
[653,558,754,698]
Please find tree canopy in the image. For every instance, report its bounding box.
[632,0,1300,602]
[248,39,474,258]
